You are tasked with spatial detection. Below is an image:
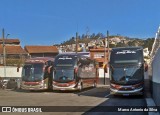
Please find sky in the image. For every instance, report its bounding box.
[0,0,160,47]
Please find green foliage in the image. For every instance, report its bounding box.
[142,38,154,51]
[61,33,105,45]
[109,44,116,48]
[116,42,128,47]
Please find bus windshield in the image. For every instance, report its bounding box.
[110,49,143,65]
[22,63,44,82]
[111,65,144,84]
[53,69,74,83]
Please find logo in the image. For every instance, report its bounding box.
[2,107,11,112]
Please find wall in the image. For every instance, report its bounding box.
[98,68,109,85]
[151,48,160,108]
[0,66,22,78]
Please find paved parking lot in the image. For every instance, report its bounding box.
[0,80,159,115]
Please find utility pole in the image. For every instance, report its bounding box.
[2,28,6,78]
[76,32,78,54]
[107,31,110,84]
[104,31,109,85]
[107,31,109,59]
[104,35,106,85]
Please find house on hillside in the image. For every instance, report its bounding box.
[24,46,59,58]
[143,48,150,57]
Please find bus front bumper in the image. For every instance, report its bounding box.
[110,87,143,95]
[52,84,78,91]
[21,85,48,90]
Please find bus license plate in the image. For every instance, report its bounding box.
[123,94,129,96]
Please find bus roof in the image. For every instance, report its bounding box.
[60,52,90,57]
[55,53,92,60]
[57,53,86,57]
[25,57,55,63]
[111,47,143,51]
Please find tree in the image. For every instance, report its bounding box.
[116,42,127,47]
[90,33,96,39]
[109,44,116,48]
[143,38,154,51]
[81,34,86,39]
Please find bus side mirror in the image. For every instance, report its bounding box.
[48,66,53,74]
[144,61,148,72]
[144,65,148,72]
[104,64,108,73]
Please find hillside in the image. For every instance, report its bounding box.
[60,33,154,51]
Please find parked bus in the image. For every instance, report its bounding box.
[109,47,146,96]
[21,57,54,90]
[52,53,98,91]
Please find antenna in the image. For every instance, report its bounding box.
[86,26,90,39]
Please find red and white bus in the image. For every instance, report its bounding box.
[21,57,54,91]
[52,53,99,91]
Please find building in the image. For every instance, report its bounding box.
[90,48,110,67]
[89,48,111,84]
[0,39,28,65]
[24,46,59,58]
[0,39,20,46]
[0,45,28,58]
[143,48,150,57]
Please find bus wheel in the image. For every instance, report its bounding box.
[93,81,97,88]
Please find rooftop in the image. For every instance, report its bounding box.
[0,39,20,44]
[24,46,58,53]
[0,45,27,54]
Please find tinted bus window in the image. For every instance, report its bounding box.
[110,49,143,64]
[54,69,74,82]
[22,63,44,82]
[54,55,77,67]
